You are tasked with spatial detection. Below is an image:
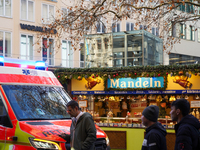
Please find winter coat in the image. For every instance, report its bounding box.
[70,112,96,150]
[141,122,167,150]
[174,114,200,150]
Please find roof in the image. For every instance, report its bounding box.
[0,66,62,87]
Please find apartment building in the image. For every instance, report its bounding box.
[164,2,200,65]
[0,0,83,68]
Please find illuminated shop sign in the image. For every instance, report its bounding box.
[107,77,164,89]
[20,23,57,34]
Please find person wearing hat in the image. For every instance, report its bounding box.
[141,105,167,150]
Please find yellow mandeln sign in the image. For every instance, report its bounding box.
[71,77,104,91]
[167,74,200,90]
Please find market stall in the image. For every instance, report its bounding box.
[55,65,200,149]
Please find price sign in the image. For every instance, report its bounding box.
[78,100,88,108]
[130,102,147,109]
[191,101,200,108]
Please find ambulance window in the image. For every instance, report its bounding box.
[0,97,6,116]
[2,85,71,120]
[0,95,12,128]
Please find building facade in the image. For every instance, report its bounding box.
[84,30,163,67]
[164,2,200,65]
[0,0,82,69]
[1,0,199,68]
[0,0,162,70]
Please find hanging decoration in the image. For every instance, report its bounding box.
[54,64,200,91]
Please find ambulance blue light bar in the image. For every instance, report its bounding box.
[0,56,48,70]
[35,61,46,70]
[0,56,4,66]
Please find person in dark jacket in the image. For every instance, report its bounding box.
[170,98,200,150]
[60,100,96,150]
[141,105,167,150]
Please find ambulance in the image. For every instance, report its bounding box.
[0,56,110,150]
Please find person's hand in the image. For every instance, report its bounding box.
[59,133,70,141]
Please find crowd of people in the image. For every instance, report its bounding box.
[61,99,200,150]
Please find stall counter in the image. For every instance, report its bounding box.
[100,127,175,150]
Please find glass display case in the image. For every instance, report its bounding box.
[94,117,176,129]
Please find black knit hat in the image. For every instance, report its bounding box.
[142,105,159,122]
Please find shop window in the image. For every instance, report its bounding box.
[20,34,33,60]
[42,3,54,24]
[21,0,34,21]
[0,31,11,57]
[0,0,12,17]
[42,38,54,66]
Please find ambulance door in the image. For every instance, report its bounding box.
[0,95,6,149]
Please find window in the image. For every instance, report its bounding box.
[0,0,12,17]
[198,28,200,42]
[169,22,177,37]
[190,26,195,41]
[180,23,186,39]
[156,28,159,36]
[198,7,200,15]
[21,0,34,21]
[97,17,106,33]
[42,4,54,23]
[152,27,155,35]
[178,0,194,14]
[61,40,70,67]
[42,38,54,66]
[139,25,143,30]
[186,25,190,40]
[61,40,73,67]
[0,31,11,57]
[20,34,33,60]
[186,0,194,14]
[80,43,84,68]
[186,25,195,41]
[152,27,159,36]
[0,93,12,128]
[62,8,68,18]
[112,22,120,32]
[169,53,200,65]
[126,22,134,31]
[97,38,102,52]
[97,22,105,33]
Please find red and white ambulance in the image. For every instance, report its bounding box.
[0,56,110,150]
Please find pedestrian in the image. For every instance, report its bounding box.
[60,100,96,150]
[141,105,167,150]
[170,98,200,150]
